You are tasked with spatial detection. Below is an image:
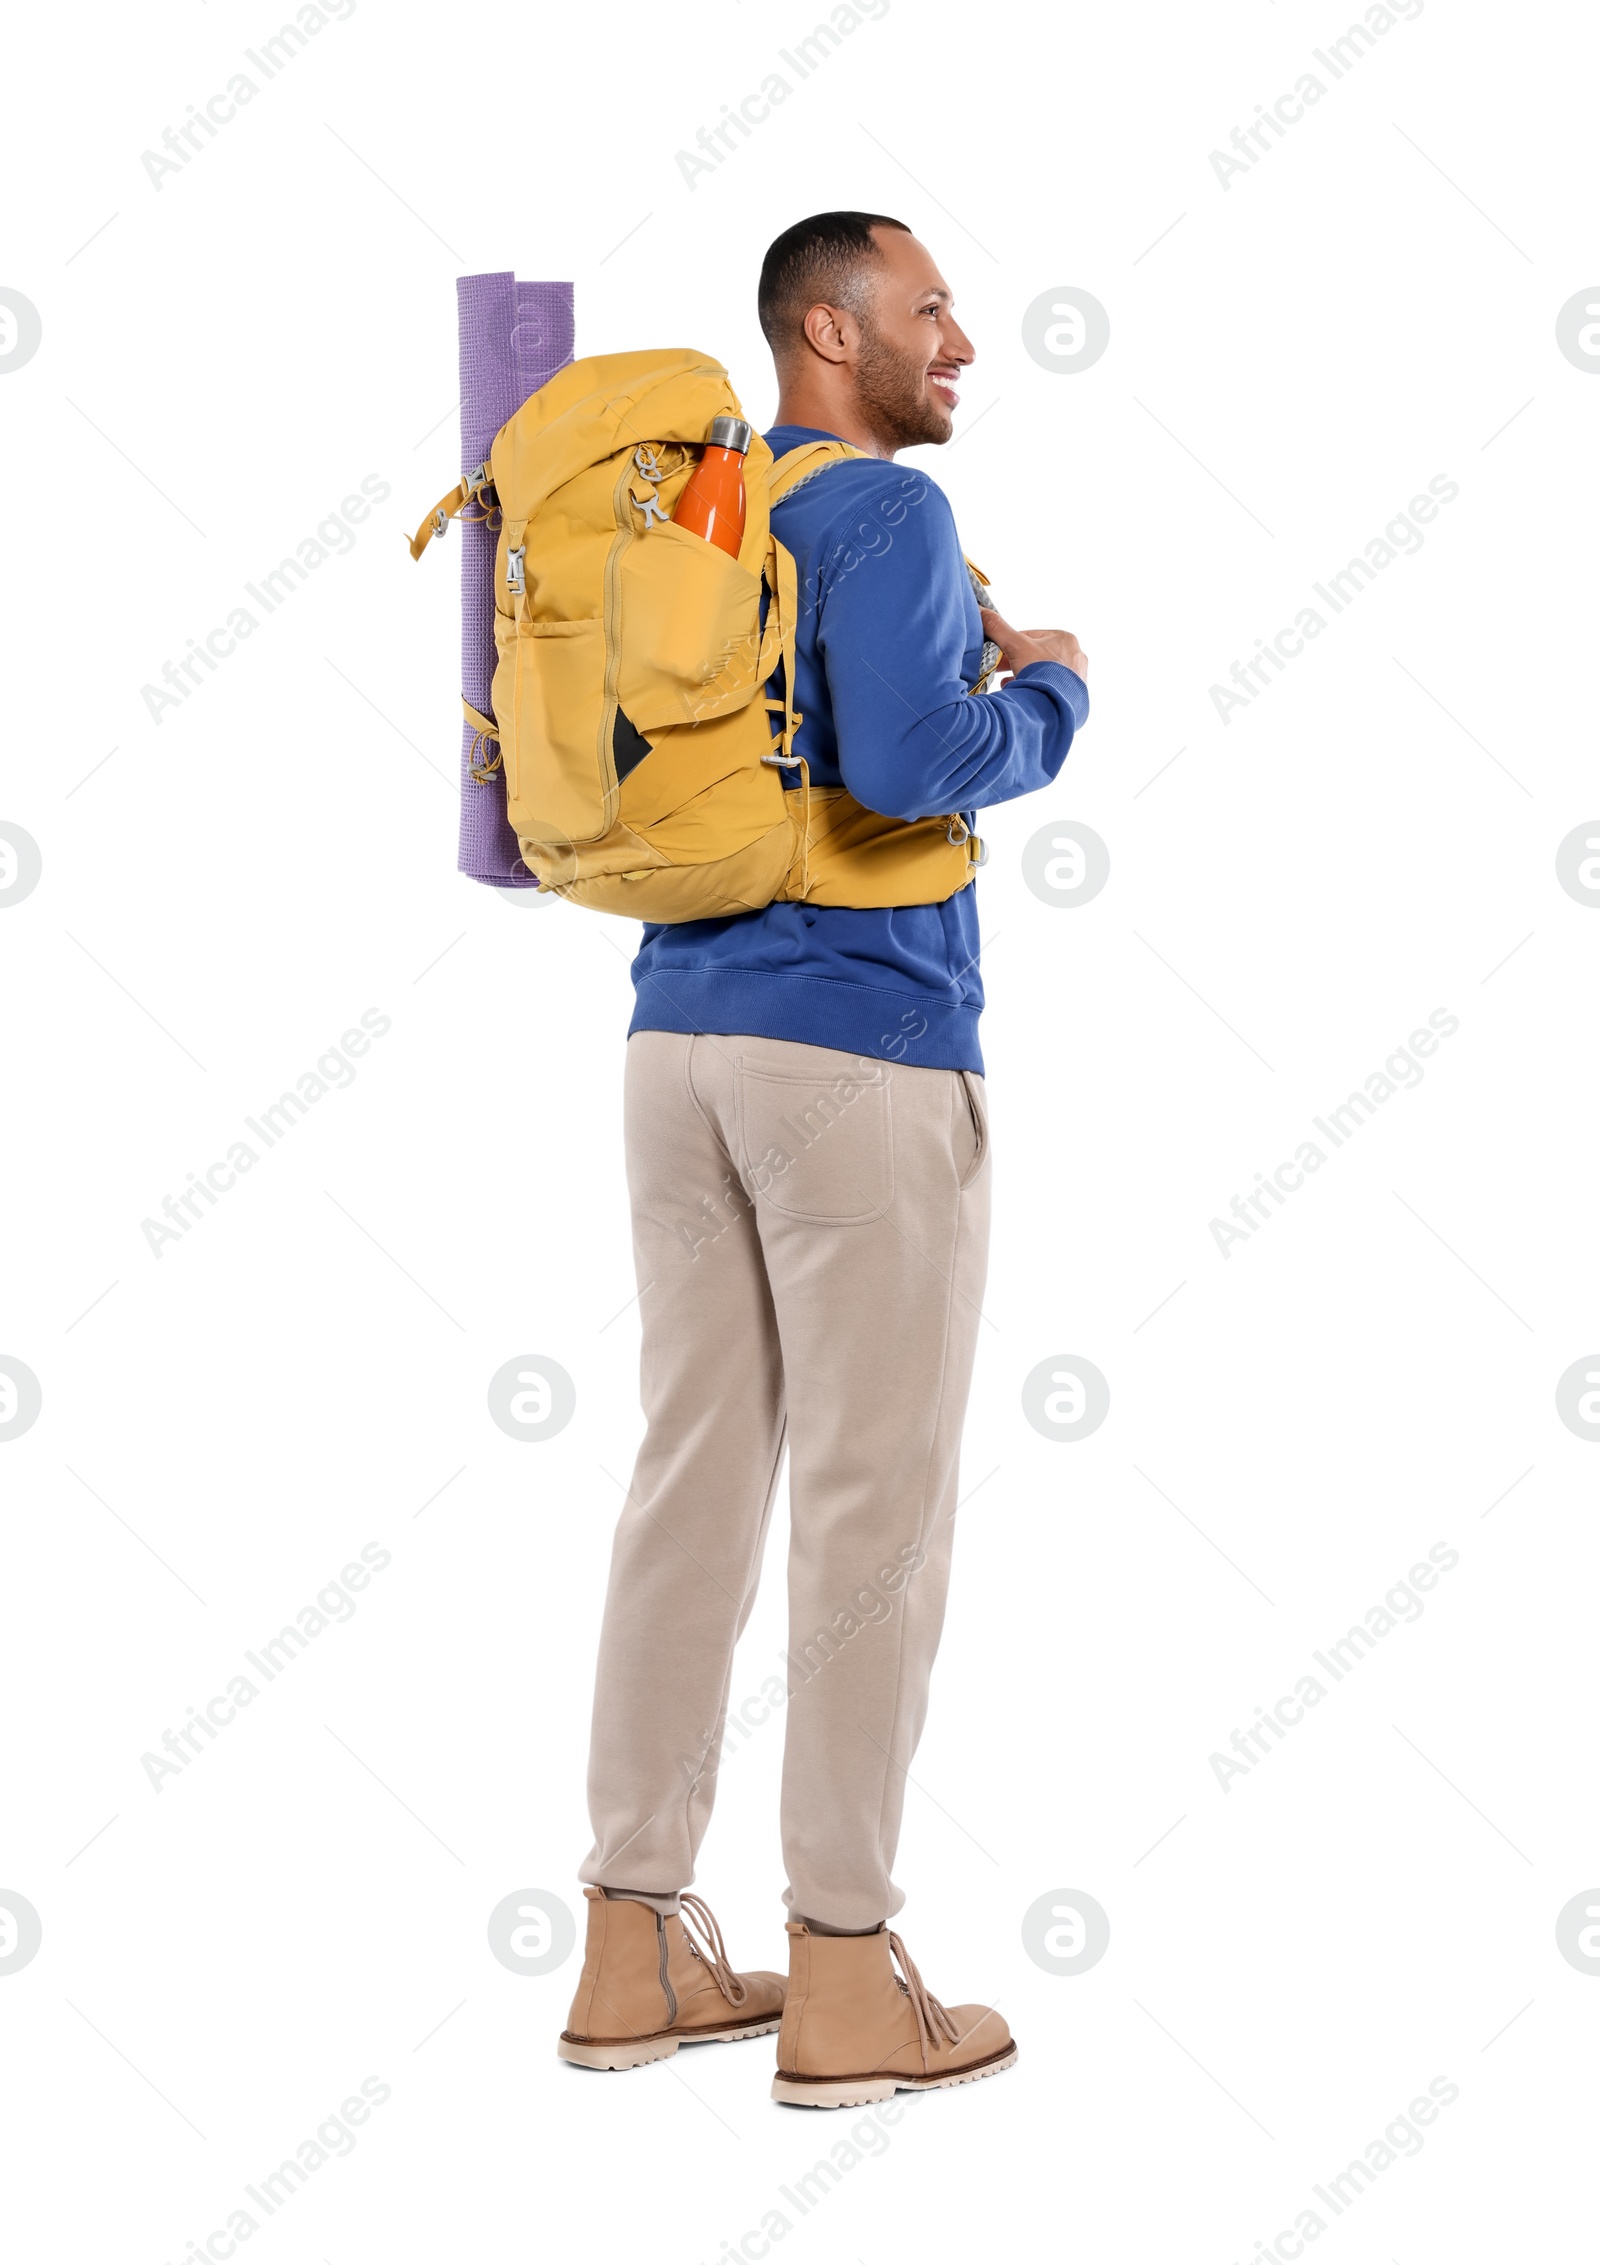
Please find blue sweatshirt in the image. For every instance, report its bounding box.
[627,424,1089,1073]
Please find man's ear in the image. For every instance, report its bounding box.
[801,300,855,365]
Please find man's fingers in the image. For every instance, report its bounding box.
[979,607,1087,678]
[979,607,1022,663]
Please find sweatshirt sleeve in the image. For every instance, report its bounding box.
[812,470,1088,823]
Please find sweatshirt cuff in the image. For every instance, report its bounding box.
[1012,658,1090,727]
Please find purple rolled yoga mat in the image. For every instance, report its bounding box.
[456,273,575,885]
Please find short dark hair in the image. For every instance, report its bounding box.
[757,211,911,355]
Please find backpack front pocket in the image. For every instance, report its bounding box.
[492,615,610,847]
[615,519,766,735]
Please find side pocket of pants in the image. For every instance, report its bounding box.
[957,1070,989,1189]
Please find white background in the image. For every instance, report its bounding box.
[3,0,1598,2257]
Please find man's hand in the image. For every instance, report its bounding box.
[979,606,1088,684]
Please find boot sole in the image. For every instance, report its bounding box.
[771,2042,1018,2108]
[558,2017,782,2070]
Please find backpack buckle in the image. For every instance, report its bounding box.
[460,464,499,525]
[506,546,525,595]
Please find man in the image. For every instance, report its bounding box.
[559,213,1089,2106]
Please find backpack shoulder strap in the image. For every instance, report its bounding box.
[756,442,866,706]
[766,439,866,506]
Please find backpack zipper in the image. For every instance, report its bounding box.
[597,453,640,814]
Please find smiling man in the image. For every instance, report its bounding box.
[565,213,1090,2107]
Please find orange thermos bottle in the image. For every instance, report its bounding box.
[671,416,753,558]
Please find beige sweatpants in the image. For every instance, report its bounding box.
[580,1029,991,1930]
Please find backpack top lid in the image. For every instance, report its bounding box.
[490,348,777,571]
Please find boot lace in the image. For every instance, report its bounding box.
[680,1894,748,2008]
[888,1931,962,2072]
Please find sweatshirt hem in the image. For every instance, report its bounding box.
[627,966,984,1074]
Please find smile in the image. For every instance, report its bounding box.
[929,371,960,405]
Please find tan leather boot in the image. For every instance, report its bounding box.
[771,1922,1016,2107]
[559,1890,785,2070]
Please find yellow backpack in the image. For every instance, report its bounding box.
[410,348,986,920]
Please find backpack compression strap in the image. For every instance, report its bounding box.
[407,464,498,561]
[462,698,500,781]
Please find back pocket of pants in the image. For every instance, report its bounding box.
[736,1060,892,1223]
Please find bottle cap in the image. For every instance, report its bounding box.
[708,415,753,454]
